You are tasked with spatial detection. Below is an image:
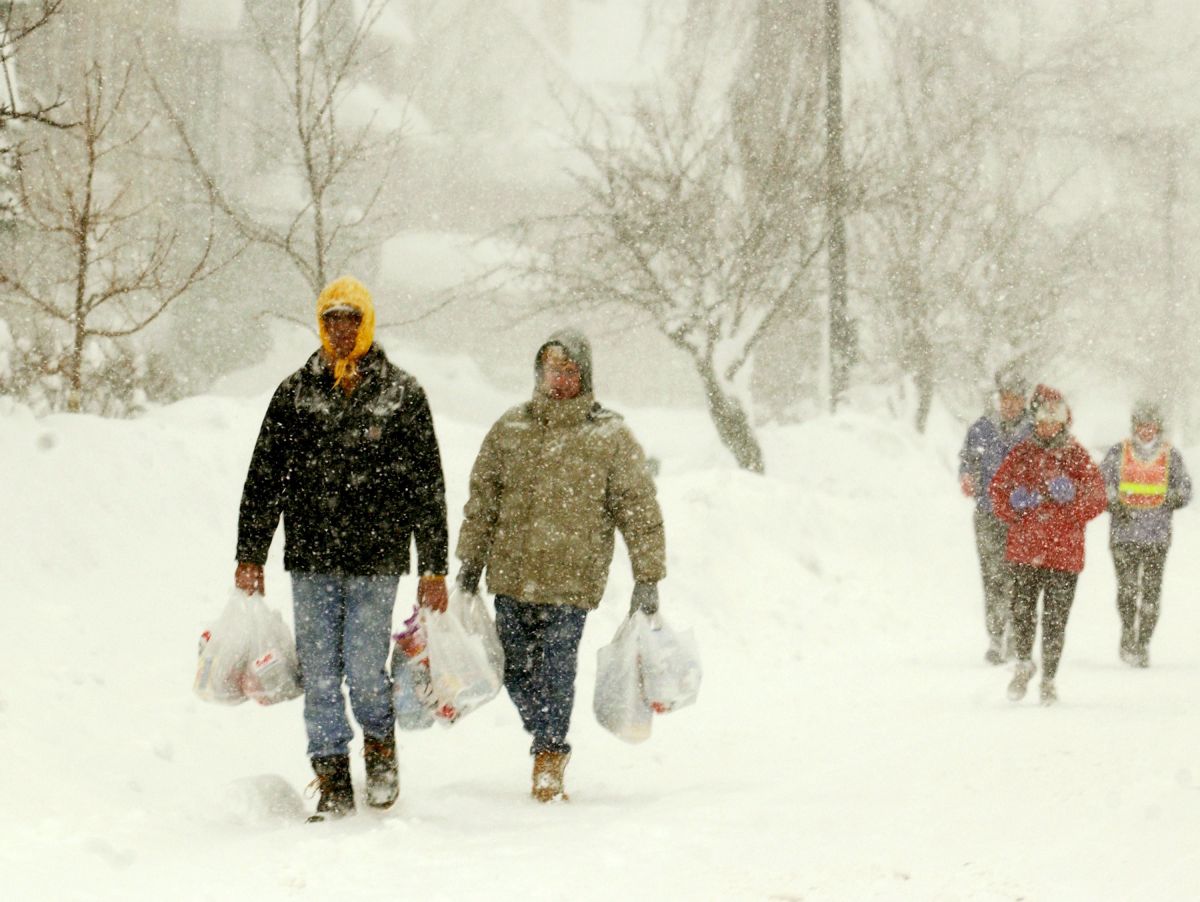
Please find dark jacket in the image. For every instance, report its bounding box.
[236,346,448,576]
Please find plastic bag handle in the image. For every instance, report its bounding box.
[627,609,663,631]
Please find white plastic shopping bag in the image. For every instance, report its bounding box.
[638,613,701,713]
[194,591,255,705]
[391,607,436,730]
[421,589,504,723]
[454,588,505,677]
[593,613,653,743]
[194,590,302,706]
[241,596,303,705]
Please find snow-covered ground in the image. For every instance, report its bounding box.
[3,334,1200,901]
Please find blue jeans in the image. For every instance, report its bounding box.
[291,572,399,758]
[494,595,588,756]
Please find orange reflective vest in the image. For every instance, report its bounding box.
[1118,441,1170,508]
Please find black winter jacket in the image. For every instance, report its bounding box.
[236,346,448,576]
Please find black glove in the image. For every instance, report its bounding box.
[456,562,483,596]
[630,582,659,616]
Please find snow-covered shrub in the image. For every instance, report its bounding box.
[0,317,185,417]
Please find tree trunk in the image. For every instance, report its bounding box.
[698,358,765,473]
[825,0,853,411]
[912,327,934,434]
[914,374,933,434]
[67,325,84,413]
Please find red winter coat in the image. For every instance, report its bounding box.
[989,435,1106,573]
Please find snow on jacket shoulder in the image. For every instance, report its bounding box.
[989,435,1106,573]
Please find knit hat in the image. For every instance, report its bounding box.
[316,276,375,390]
[994,366,1029,398]
[1029,383,1071,426]
[1131,400,1164,429]
[535,329,593,393]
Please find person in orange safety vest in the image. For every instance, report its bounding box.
[1099,401,1192,668]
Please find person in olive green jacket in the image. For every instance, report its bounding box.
[456,329,666,802]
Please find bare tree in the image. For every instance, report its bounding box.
[0,1,67,226]
[152,0,405,297]
[722,0,843,420]
[0,63,226,412]
[681,0,864,420]
[507,67,829,473]
[0,1,67,128]
[857,4,1100,432]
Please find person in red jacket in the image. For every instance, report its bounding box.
[989,385,1106,705]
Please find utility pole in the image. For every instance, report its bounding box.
[825,0,852,411]
[1161,128,1190,443]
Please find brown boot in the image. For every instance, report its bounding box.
[363,733,399,809]
[531,751,570,803]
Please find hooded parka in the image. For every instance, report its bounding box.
[456,331,666,609]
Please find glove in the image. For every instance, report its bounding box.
[417,574,448,612]
[630,582,659,616]
[234,562,265,596]
[1009,487,1041,512]
[1047,476,1076,504]
[456,562,483,596]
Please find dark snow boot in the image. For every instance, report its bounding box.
[307,754,355,823]
[363,732,399,809]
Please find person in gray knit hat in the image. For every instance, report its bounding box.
[455,329,666,802]
[958,366,1032,664]
[1099,401,1192,667]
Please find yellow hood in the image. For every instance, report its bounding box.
[316,276,375,390]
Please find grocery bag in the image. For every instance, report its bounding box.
[638,613,701,714]
[454,587,505,677]
[391,607,436,730]
[240,596,303,705]
[194,590,302,706]
[593,613,653,743]
[194,591,255,705]
[422,590,503,723]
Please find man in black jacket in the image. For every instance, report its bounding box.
[235,275,449,822]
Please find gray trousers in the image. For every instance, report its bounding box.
[974,509,1014,642]
[1111,543,1169,649]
